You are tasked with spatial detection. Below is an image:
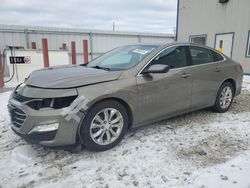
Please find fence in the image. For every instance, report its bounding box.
[0,25,174,87]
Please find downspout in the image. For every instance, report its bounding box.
[175,0,180,41]
[89,32,93,60]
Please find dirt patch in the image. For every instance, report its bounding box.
[231,90,250,113]
[177,133,249,167]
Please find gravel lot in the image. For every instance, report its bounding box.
[0,78,250,188]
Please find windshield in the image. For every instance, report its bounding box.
[87,45,158,71]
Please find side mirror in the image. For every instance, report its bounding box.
[141,64,170,74]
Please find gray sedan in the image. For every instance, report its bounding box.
[8,43,243,151]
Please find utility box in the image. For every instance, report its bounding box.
[4,49,69,82]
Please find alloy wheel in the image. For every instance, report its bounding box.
[90,108,124,145]
[219,86,233,109]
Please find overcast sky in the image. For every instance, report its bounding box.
[0,0,177,34]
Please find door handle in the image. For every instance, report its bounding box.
[215,68,221,72]
[181,73,191,78]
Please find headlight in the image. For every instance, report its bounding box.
[27,96,77,110]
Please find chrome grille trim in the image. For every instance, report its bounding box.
[8,104,27,128]
[14,111,26,116]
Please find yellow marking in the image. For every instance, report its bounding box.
[217,48,223,53]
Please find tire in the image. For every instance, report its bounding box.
[80,100,128,151]
[212,82,234,113]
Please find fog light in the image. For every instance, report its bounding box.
[29,122,59,133]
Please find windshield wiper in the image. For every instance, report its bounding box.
[90,66,111,71]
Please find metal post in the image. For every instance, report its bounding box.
[0,53,4,88]
[71,41,77,65]
[13,49,19,82]
[42,38,50,68]
[31,42,36,49]
[83,40,89,64]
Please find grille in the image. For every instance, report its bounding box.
[8,105,27,128]
[13,92,34,102]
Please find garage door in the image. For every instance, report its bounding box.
[215,33,234,58]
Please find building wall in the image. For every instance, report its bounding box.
[177,0,250,73]
[0,25,174,64]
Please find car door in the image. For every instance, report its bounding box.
[136,46,192,124]
[188,46,226,109]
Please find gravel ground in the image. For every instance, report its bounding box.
[0,80,250,188]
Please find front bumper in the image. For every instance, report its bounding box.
[11,127,57,144]
[8,92,84,147]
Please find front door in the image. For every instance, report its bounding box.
[215,33,234,58]
[136,46,192,124]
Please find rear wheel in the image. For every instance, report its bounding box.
[212,82,234,113]
[80,100,128,151]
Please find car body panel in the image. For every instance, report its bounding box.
[136,67,192,125]
[190,61,227,108]
[8,97,83,146]
[8,42,243,147]
[26,65,122,89]
[218,59,243,96]
[76,75,139,124]
[16,84,78,98]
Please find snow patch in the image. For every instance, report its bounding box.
[242,75,250,91]
[0,77,250,187]
[11,145,39,166]
[183,151,250,188]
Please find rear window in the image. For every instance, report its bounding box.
[212,51,224,62]
[189,46,224,65]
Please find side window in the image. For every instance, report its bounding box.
[151,46,187,69]
[189,46,215,65]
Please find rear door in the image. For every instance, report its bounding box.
[136,46,192,124]
[188,46,226,109]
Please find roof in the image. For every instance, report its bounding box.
[0,24,174,38]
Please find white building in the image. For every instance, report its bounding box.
[0,25,174,64]
[177,0,250,73]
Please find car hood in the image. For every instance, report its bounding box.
[26,65,122,89]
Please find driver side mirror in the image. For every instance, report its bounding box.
[141,64,170,75]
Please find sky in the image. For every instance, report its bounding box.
[0,0,177,34]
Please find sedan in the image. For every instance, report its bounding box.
[8,43,243,151]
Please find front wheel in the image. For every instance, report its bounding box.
[212,82,234,113]
[80,100,128,151]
